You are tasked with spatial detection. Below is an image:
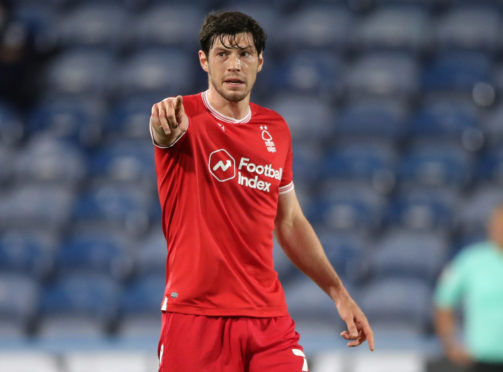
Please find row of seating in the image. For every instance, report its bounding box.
[2,96,503,151]
[14,2,503,54]
[34,49,503,103]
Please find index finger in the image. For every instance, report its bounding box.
[364,324,375,351]
[175,95,183,111]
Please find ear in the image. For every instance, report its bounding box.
[257,52,264,72]
[198,50,209,72]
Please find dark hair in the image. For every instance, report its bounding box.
[199,11,266,56]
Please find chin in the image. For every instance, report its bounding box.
[222,91,248,102]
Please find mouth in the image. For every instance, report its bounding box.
[224,78,245,87]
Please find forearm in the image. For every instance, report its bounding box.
[434,307,458,350]
[275,215,348,303]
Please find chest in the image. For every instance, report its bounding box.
[190,119,288,192]
[467,257,503,308]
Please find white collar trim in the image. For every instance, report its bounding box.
[201,91,251,124]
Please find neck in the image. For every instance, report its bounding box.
[206,86,250,120]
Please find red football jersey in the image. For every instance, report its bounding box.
[153,91,294,317]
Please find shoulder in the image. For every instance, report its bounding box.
[181,93,206,116]
[454,241,493,268]
[251,103,290,131]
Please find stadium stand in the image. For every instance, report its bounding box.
[1,0,503,370]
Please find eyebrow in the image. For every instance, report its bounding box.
[214,45,254,51]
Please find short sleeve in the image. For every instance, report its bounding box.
[279,136,294,195]
[434,251,469,309]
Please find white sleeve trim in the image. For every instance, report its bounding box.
[149,120,189,149]
[279,181,295,194]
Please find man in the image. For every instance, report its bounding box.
[149,11,374,372]
[434,205,503,372]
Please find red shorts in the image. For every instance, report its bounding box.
[157,312,309,372]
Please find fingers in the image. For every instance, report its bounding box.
[175,95,183,112]
[340,320,375,351]
[345,317,359,339]
[151,96,184,136]
[151,103,171,136]
[364,323,375,351]
[163,98,179,129]
[175,95,185,124]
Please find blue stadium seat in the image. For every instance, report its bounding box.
[113,48,195,99]
[367,230,448,283]
[230,3,281,38]
[57,231,133,280]
[0,185,75,231]
[45,49,115,97]
[135,230,167,277]
[290,143,323,184]
[0,274,39,335]
[0,230,55,279]
[317,232,367,284]
[335,98,408,141]
[476,147,503,185]
[386,187,458,231]
[313,182,385,234]
[421,52,493,93]
[273,51,343,98]
[456,186,503,238]
[276,5,353,52]
[89,141,155,186]
[72,185,151,236]
[397,144,473,189]
[323,142,397,193]
[14,137,87,186]
[38,274,120,339]
[435,6,501,54]
[345,52,419,100]
[116,273,164,339]
[358,278,432,332]
[483,103,503,148]
[0,147,14,185]
[56,3,129,50]
[28,98,104,147]
[131,4,204,51]
[120,274,164,316]
[12,1,58,52]
[104,96,155,140]
[410,99,483,151]
[353,6,431,54]
[270,94,335,143]
[0,101,24,147]
[284,278,344,333]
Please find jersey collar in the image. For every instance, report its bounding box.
[201,90,252,124]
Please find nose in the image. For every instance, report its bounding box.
[227,53,241,71]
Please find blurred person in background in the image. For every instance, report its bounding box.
[0,0,48,109]
[149,10,374,372]
[434,205,503,372]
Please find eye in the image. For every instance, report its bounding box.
[241,51,250,57]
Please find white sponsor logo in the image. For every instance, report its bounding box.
[208,149,236,182]
[213,160,232,172]
[260,125,276,153]
[237,157,282,192]
[208,150,282,193]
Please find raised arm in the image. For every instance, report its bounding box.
[274,190,374,351]
[150,95,189,147]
